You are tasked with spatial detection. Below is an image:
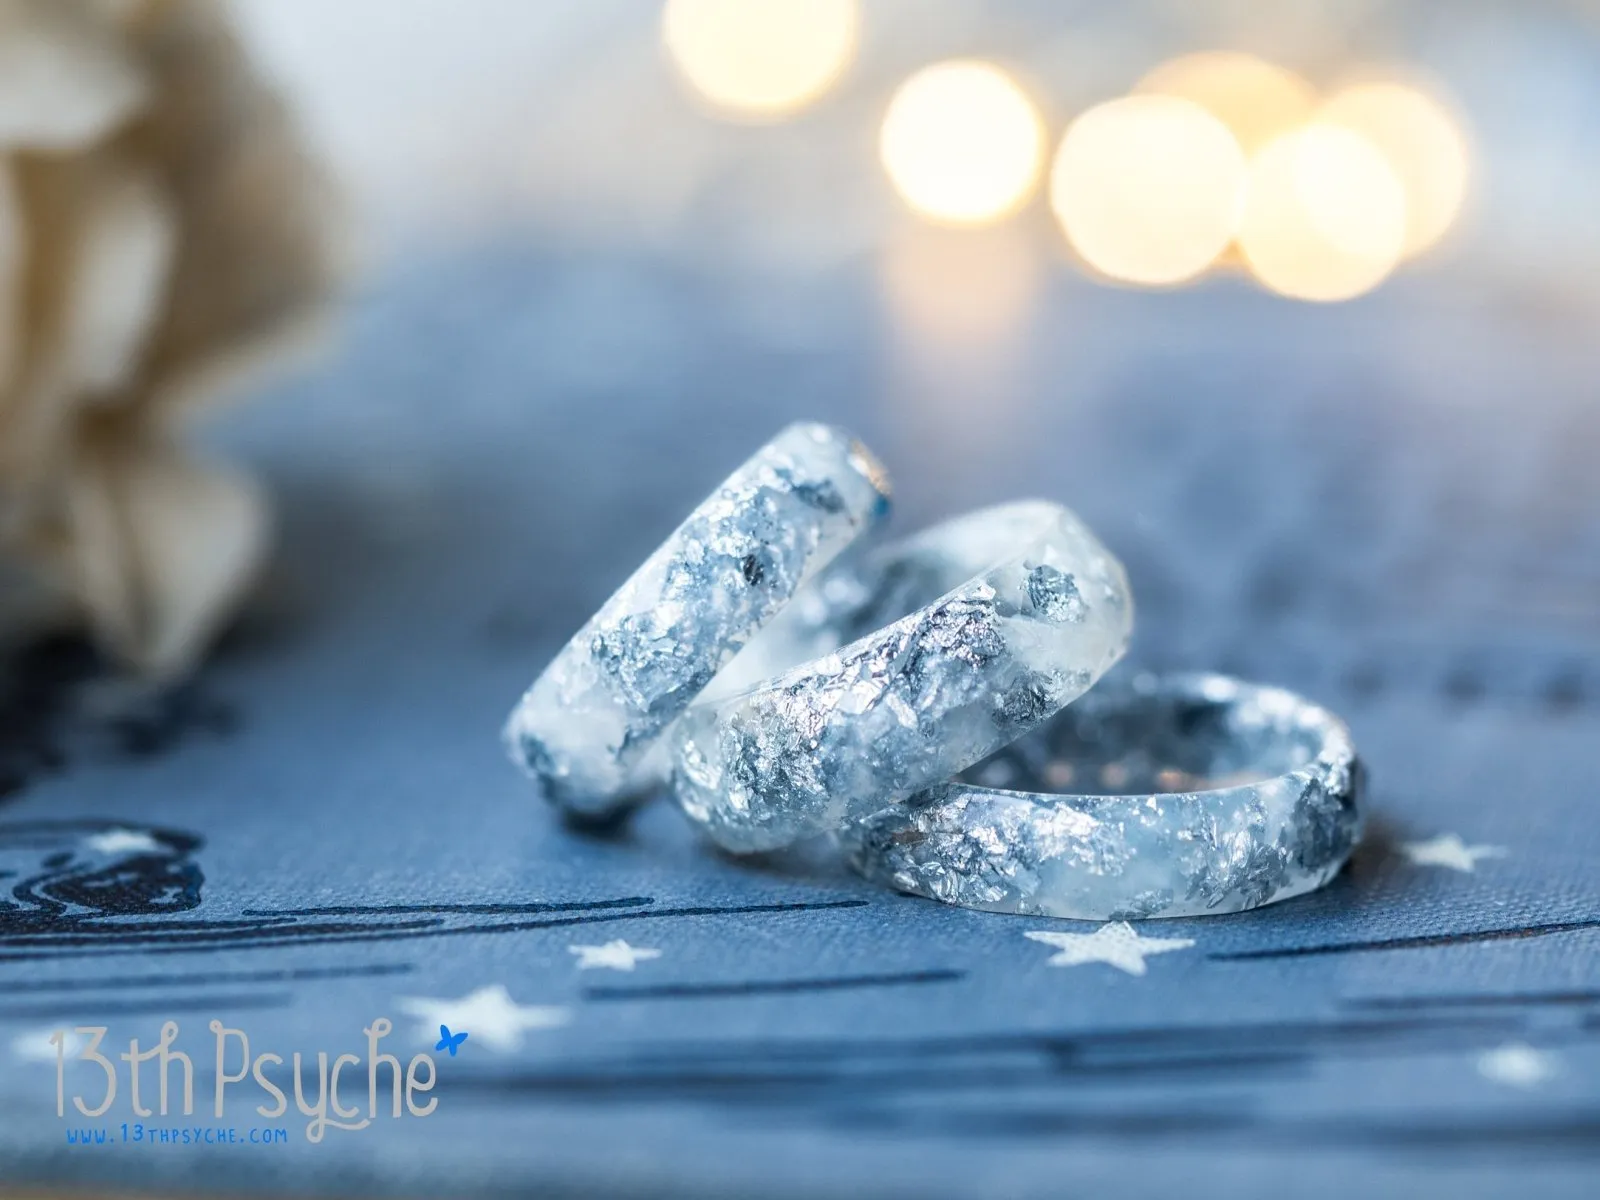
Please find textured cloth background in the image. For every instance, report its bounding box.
[0,245,1595,1198]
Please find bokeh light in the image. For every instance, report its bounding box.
[879,60,1045,226]
[1136,51,1316,154]
[1049,94,1246,286]
[1237,123,1407,302]
[661,0,857,119]
[1318,80,1470,257]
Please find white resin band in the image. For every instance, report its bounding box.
[840,672,1364,920]
[670,501,1134,852]
[504,423,891,819]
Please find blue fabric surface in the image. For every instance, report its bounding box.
[0,246,1596,1198]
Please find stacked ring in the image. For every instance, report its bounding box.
[670,501,1134,852]
[839,672,1364,919]
[503,423,1365,920]
[504,422,891,819]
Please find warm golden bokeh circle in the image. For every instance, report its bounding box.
[659,8,1476,300]
[879,60,1045,226]
[1136,51,1317,154]
[1237,123,1408,302]
[1049,94,1246,286]
[661,0,858,119]
[1318,80,1470,256]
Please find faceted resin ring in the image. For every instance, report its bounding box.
[504,422,891,819]
[670,501,1134,852]
[840,672,1364,919]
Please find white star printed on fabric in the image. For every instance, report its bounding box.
[1025,921,1195,976]
[397,985,569,1053]
[1477,1042,1558,1089]
[568,939,662,971]
[1400,833,1507,873]
[83,828,164,855]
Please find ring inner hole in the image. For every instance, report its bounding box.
[960,691,1321,796]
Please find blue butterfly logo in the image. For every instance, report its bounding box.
[435,1025,468,1056]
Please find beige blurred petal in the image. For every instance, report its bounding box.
[0,153,172,523]
[63,429,267,676]
[58,166,175,396]
[117,0,339,418]
[89,0,145,22]
[0,0,331,673]
[0,0,147,150]
[0,160,20,391]
[0,153,84,535]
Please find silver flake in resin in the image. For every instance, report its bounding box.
[840,672,1363,920]
[670,501,1133,852]
[504,423,891,818]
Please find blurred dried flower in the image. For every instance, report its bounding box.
[0,0,335,677]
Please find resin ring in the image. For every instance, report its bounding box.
[840,672,1364,920]
[670,501,1134,852]
[504,422,891,819]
